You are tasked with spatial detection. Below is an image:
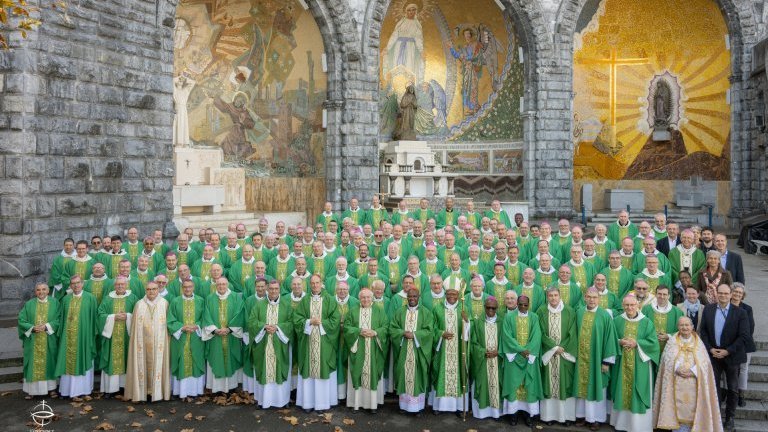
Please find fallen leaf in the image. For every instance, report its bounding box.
[91,416,99,420]
[321,412,333,423]
[184,412,193,421]
[130,422,143,428]
[334,427,344,432]
[1,392,11,396]
[181,429,195,432]
[127,406,136,413]
[70,401,83,408]
[343,418,355,426]
[95,422,115,430]
[467,430,478,432]
[83,405,93,412]
[277,409,291,415]
[115,394,124,401]
[169,408,177,414]
[195,415,206,421]
[84,395,93,401]
[160,419,169,423]
[145,409,155,418]
[154,430,163,432]
[282,416,299,426]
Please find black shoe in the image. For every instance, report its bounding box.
[524,416,533,427]
[738,391,746,407]
[369,409,377,415]
[564,421,573,427]
[723,418,735,431]
[510,415,518,426]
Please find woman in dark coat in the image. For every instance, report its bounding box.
[731,282,756,407]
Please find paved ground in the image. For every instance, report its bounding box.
[2,392,560,432]
[739,248,768,340]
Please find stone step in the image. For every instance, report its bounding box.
[735,400,768,421]
[0,366,22,385]
[0,382,21,393]
[756,341,768,352]
[751,351,768,366]
[749,365,768,383]
[743,381,768,401]
[735,419,768,432]
[0,351,22,368]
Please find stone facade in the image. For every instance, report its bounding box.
[0,0,765,314]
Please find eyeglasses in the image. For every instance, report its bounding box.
[93,241,101,245]
[485,306,497,310]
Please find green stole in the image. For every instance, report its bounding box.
[181,297,197,378]
[32,301,50,381]
[109,297,128,374]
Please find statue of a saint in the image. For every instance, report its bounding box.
[395,84,418,141]
[173,74,196,147]
[653,81,671,128]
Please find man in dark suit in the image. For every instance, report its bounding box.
[715,234,745,284]
[699,283,750,431]
[656,222,679,256]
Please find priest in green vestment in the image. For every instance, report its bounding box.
[103,236,129,279]
[641,285,683,356]
[501,295,543,426]
[173,234,201,269]
[582,239,607,275]
[538,287,578,425]
[668,230,706,286]
[390,288,434,413]
[317,201,339,233]
[167,279,206,399]
[345,288,389,412]
[228,245,257,294]
[282,257,311,296]
[366,195,390,229]
[49,238,76,300]
[410,198,435,225]
[201,277,245,394]
[567,245,596,291]
[534,254,558,290]
[441,253,471,297]
[574,288,618,430]
[391,201,410,226]
[632,236,672,275]
[65,241,94,290]
[83,263,113,306]
[380,243,407,296]
[609,293,660,432]
[19,283,61,396]
[55,275,99,398]
[638,255,672,295]
[594,273,622,317]
[462,201,482,229]
[247,277,294,408]
[138,237,165,275]
[465,277,490,321]
[420,274,446,311]
[470,297,503,419]
[342,198,365,227]
[267,244,295,288]
[486,262,513,302]
[131,256,156,291]
[601,251,635,300]
[97,277,138,396]
[484,200,512,228]
[516,268,546,314]
[283,277,307,389]
[429,286,470,413]
[334,281,360,400]
[357,259,390,294]
[553,265,585,310]
[294,274,341,411]
[435,197,458,229]
[607,211,639,247]
[324,257,360,298]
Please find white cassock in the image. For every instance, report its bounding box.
[346,306,385,411]
[472,316,502,419]
[171,294,205,398]
[296,295,338,411]
[428,302,470,412]
[99,291,134,393]
[124,296,171,402]
[610,313,654,432]
[202,290,243,393]
[253,299,291,408]
[59,292,94,398]
[539,301,576,423]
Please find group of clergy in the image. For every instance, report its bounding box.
[20,197,734,432]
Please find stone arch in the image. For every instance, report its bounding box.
[553,0,759,216]
[361,0,555,210]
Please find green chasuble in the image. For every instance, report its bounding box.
[167,294,206,380]
[103,251,128,279]
[202,291,245,378]
[293,292,340,379]
[638,270,672,295]
[390,305,434,396]
[431,302,468,398]
[345,305,389,391]
[83,276,114,306]
[420,291,446,312]
[554,280,584,311]
[535,268,557,292]
[608,221,639,247]
[632,251,672,276]
[267,256,295,287]
[610,313,659,415]
[484,209,512,228]
[174,247,200,269]
[583,254,607,276]
[619,251,635,273]
[641,302,683,355]
[223,245,243,264]
[324,275,360,298]
[366,207,390,228]
[593,238,617,265]
[410,208,435,225]
[600,266,634,300]
[336,296,360,386]
[555,234,573,263]
[668,245,706,286]
[18,297,61,383]
[349,259,370,279]
[65,256,94,288]
[461,259,483,280]
[400,272,429,295]
[573,307,618,402]
[248,298,294,385]
[464,293,489,322]
[379,256,406,293]
[390,210,410,226]
[463,211,482,229]
[598,289,622,318]
[48,252,75,299]
[97,292,138,375]
[537,303,578,401]
[386,291,408,319]
[358,272,390,294]
[309,253,335,281]
[316,211,339,233]
[470,316,503,410]
[55,292,99,376]
[441,268,472,296]
[500,310,543,403]
[568,260,596,292]
[435,209,457,229]
[228,258,256,294]
[241,294,264,380]
[486,278,513,308]
[515,283,546,314]
[342,208,364,226]
[503,260,529,287]
[124,241,141,266]
[281,273,311,296]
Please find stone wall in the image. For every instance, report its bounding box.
[0,0,180,315]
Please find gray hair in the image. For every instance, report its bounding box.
[705,250,722,260]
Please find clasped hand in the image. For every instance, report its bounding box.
[214,327,231,336]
